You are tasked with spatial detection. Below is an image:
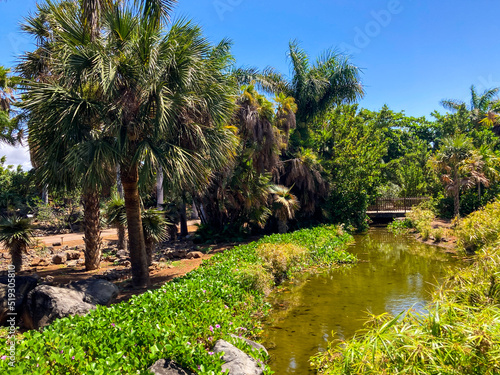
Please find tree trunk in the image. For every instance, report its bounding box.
[116,166,124,199]
[42,185,49,205]
[10,241,23,272]
[179,201,188,237]
[121,162,150,288]
[83,190,102,271]
[145,239,154,266]
[191,199,199,220]
[157,169,164,209]
[278,220,288,234]
[117,224,126,251]
[454,186,460,219]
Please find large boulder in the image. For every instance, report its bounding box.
[230,334,268,355]
[26,285,96,329]
[0,276,38,326]
[66,250,81,260]
[213,340,264,375]
[65,279,119,306]
[186,251,203,259]
[149,359,194,375]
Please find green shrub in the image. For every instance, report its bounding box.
[406,204,435,238]
[456,200,500,253]
[0,225,355,374]
[256,243,307,283]
[432,227,444,242]
[235,264,274,295]
[387,218,412,234]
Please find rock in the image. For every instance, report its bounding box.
[149,359,195,375]
[43,276,54,284]
[66,260,78,267]
[213,340,264,375]
[52,252,67,264]
[30,257,42,267]
[186,251,203,259]
[0,276,39,326]
[51,242,62,247]
[46,247,55,254]
[65,279,119,306]
[122,260,131,268]
[26,285,96,329]
[116,250,129,258]
[230,334,268,355]
[66,251,81,260]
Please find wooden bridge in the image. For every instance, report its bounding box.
[367,197,429,219]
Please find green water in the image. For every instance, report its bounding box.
[261,227,461,374]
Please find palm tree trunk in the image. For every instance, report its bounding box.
[156,168,164,209]
[117,224,126,250]
[10,241,23,272]
[454,186,460,218]
[179,201,188,237]
[117,165,124,199]
[145,239,154,266]
[83,190,102,271]
[278,220,288,234]
[121,162,150,288]
[42,185,49,205]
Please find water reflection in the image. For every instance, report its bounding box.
[261,228,461,375]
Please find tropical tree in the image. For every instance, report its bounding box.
[441,85,500,128]
[105,194,127,250]
[430,135,477,218]
[0,216,33,272]
[24,1,236,287]
[141,209,169,265]
[269,185,299,233]
[0,66,21,145]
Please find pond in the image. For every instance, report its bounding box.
[261,227,461,374]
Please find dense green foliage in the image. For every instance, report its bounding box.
[312,203,500,375]
[0,225,354,374]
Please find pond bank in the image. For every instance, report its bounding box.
[261,227,462,374]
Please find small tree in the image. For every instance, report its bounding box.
[105,194,127,250]
[0,216,33,272]
[270,185,300,233]
[142,209,169,266]
[430,135,477,218]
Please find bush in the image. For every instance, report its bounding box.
[387,218,412,234]
[406,204,435,238]
[0,225,355,374]
[256,243,307,284]
[455,200,500,253]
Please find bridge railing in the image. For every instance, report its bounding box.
[367,197,429,213]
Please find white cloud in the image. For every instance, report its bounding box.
[0,144,32,170]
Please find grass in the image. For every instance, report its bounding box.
[311,199,500,375]
[0,225,355,374]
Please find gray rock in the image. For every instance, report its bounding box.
[213,340,264,375]
[230,334,268,355]
[26,285,96,329]
[0,276,38,326]
[116,250,129,258]
[65,279,119,306]
[51,242,62,247]
[52,252,67,264]
[149,359,194,375]
[66,260,78,267]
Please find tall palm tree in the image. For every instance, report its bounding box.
[0,216,33,272]
[0,66,21,145]
[24,2,236,287]
[269,185,299,233]
[441,85,500,128]
[141,208,169,265]
[430,135,477,218]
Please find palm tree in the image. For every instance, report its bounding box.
[269,185,299,233]
[22,2,236,287]
[430,135,477,218]
[441,85,500,128]
[105,194,127,250]
[141,209,169,265]
[0,66,21,145]
[0,216,33,272]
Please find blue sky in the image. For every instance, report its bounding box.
[1,0,500,167]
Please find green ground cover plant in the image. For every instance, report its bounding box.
[311,203,500,375]
[0,225,354,374]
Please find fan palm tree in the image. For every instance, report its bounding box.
[105,194,127,250]
[0,216,33,272]
[429,135,477,218]
[22,1,236,287]
[0,66,21,145]
[141,209,169,265]
[269,185,299,233]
